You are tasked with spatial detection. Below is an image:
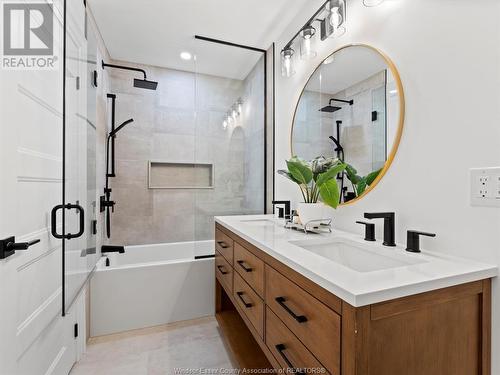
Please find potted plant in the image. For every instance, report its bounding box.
[278,156,346,225]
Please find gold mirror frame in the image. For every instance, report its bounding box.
[290,44,405,206]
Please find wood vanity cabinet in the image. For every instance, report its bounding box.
[214,223,492,375]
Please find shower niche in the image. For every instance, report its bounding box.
[291,44,405,205]
[148,161,214,189]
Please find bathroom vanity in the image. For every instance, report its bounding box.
[214,215,496,375]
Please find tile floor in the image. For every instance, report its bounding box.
[70,317,236,375]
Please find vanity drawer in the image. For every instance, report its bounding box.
[215,229,234,264]
[234,243,264,297]
[233,272,264,338]
[265,266,340,374]
[215,251,233,293]
[266,307,326,374]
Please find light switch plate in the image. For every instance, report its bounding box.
[470,167,500,207]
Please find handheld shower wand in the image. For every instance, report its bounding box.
[104,117,134,238]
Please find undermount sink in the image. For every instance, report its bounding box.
[240,219,278,227]
[289,238,427,272]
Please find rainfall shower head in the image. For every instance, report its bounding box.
[133,78,158,91]
[320,105,342,113]
[319,98,354,112]
[102,61,158,91]
[109,118,134,137]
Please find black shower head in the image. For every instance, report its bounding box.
[109,118,134,137]
[102,61,158,91]
[134,78,158,91]
[319,105,342,113]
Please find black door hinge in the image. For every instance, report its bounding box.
[74,323,79,338]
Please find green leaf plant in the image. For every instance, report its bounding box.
[278,156,346,209]
[344,163,382,197]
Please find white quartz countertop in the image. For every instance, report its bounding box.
[215,214,498,307]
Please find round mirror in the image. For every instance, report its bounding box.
[291,44,404,205]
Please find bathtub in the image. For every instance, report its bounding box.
[90,240,215,337]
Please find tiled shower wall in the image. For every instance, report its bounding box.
[106,59,265,246]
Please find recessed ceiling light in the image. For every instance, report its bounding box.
[180,52,192,61]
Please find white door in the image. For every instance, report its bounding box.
[0,0,87,374]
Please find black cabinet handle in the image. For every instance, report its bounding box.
[236,291,253,308]
[51,203,85,240]
[275,297,307,323]
[217,241,229,249]
[236,260,253,272]
[217,265,228,275]
[275,344,305,374]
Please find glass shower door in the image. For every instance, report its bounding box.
[193,38,266,246]
[61,1,97,314]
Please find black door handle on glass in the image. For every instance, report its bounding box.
[236,260,253,272]
[275,344,305,374]
[217,265,228,275]
[236,291,253,308]
[0,236,41,259]
[275,297,307,323]
[217,241,229,249]
[51,203,85,240]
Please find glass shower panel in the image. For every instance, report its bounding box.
[85,13,98,278]
[371,81,387,171]
[193,40,266,243]
[64,1,89,312]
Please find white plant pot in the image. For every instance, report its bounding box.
[297,202,330,226]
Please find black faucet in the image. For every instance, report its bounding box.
[272,200,291,219]
[101,245,125,254]
[406,230,436,253]
[364,212,396,246]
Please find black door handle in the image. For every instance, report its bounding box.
[217,265,228,275]
[236,260,253,272]
[275,344,305,374]
[51,203,85,240]
[0,237,41,259]
[236,291,253,308]
[275,297,307,323]
[217,241,229,249]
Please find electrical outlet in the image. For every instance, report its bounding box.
[470,167,500,207]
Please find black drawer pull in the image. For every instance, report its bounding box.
[236,260,253,272]
[236,291,253,308]
[275,344,305,374]
[217,241,229,249]
[275,297,307,323]
[217,265,228,275]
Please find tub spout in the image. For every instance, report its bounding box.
[102,245,125,254]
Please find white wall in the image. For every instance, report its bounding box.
[274,0,500,371]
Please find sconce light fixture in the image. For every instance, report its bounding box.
[300,25,317,60]
[222,99,244,129]
[281,47,295,77]
[281,0,347,77]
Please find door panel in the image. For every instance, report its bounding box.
[0,0,88,373]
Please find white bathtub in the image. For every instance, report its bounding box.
[90,240,215,337]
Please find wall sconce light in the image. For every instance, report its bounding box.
[281,0,349,78]
[237,98,243,114]
[300,25,317,60]
[321,0,346,40]
[363,0,384,6]
[281,47,296,77]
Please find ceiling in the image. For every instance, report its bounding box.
[306,47,388,95]
[88,0,313,80]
